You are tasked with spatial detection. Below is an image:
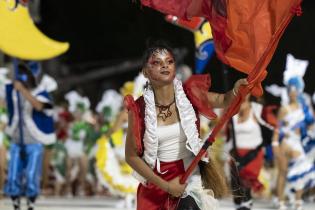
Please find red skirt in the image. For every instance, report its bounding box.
[237,149,264,191]
[137,159,185,210]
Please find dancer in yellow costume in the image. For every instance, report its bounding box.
[96,75,146,208]
[95,88,136,208]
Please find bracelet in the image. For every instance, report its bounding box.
[232,88,237,96]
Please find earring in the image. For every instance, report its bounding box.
[144,81,150,90]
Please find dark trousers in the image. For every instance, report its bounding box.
[230,163,252,210]
[177,196,201,210]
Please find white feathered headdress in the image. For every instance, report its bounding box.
[96,89,122,121]
[283,53,309,86]
[38,74,58,93]
[265,54,309,105]
[65,90,90,113]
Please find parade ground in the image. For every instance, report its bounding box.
[1,197,315,210]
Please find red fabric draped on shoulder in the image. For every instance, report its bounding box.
[183,74,217,120]
[124,95,145,156]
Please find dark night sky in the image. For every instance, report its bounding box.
[39,0,194,64]
[38,0,315,106]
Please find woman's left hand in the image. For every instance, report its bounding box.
[233,78,248,95]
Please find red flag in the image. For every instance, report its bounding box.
[141,0,302,96]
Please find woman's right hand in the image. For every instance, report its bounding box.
[167,176,187,197]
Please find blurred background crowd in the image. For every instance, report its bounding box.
[0,0,315,210]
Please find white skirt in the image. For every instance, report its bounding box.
[65,139,84,158]
[287,156,315,191]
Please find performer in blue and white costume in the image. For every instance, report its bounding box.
[4,61,56,210]
[271,54,315,210]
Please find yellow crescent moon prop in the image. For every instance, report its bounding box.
[0,0,69,60]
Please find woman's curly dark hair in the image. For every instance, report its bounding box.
[142,40,175,67]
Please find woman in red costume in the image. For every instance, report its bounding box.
[228,95,272,210]
[125,42,248,210]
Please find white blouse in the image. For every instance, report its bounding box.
[232,110,263,149]
[157,122,192,162]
